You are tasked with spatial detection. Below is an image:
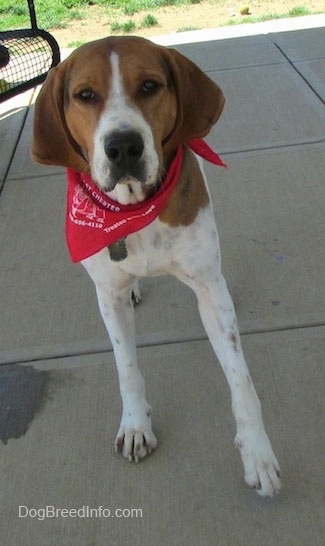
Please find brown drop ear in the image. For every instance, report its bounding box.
[162,48,225,150]
[31,62,88,172]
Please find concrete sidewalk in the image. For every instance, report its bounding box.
[0,16,324,546]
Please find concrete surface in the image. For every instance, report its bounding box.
[0,15,324,546]
[0,89,34,189]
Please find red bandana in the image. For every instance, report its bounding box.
[66,139,226,262]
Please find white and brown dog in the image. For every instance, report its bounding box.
[31,36,281,496]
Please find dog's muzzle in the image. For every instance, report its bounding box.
[104,130,146,189]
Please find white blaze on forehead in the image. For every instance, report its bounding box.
[91,51,159,200]
[109,51,126,105]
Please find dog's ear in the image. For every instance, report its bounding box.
[162,48,225,150]
[31,62,88,172]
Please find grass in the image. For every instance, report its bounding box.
[288,5,311,16]
[0,0,321,33]
[0,0,203,30]
[0,0,83,30]
[223,5,312,27]
[67,40,86,48]
[177,25,199,32]
[111,20,137,33]
[111,15,158,33]
[141,14,159,27]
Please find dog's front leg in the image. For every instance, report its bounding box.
[96,282,157,462]
[177,253,281,497]
[195,275,281,496]
[82,255,157,462]
[97,285,157,462]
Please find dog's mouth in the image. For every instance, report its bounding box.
[97,163,163,206]
[105,175,150,205]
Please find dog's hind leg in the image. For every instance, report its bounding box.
[131,279,142,305]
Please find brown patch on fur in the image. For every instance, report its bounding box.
[229,332,239,352]
[31,43,111,171]
[159,146,209,227]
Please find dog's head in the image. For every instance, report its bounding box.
[31,36,224,204]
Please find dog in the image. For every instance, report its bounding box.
[31,36,281,497]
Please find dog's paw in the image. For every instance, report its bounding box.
[115,407,157,462]
[115,428,157,462]
[131,280,142,305]
[235,429,281,497]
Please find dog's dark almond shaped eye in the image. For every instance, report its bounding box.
[141,80,160,95]
[77,89,96,101]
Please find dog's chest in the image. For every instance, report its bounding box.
[82,204,218,283]
[115,204,217,279]
[119,218,181,277]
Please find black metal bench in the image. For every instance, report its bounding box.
[0,0,60,102]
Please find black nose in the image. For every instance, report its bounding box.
[104,130,144,168]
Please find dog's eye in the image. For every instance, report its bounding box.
[141,80,160,95]
[77,89,96,101]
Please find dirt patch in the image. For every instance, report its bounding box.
[51,0,322,48]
